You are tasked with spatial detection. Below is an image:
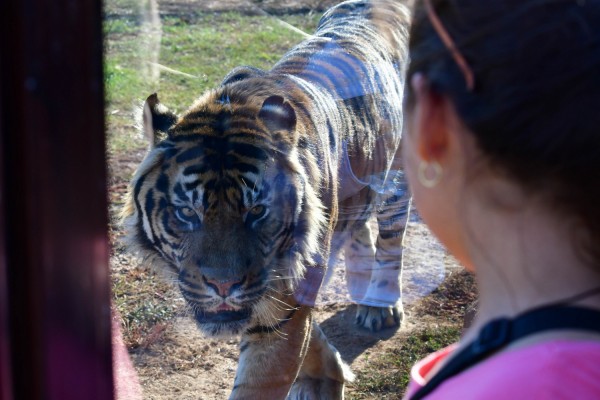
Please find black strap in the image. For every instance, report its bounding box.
[411,306,600,400]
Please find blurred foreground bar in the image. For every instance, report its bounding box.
[0,0,114,399]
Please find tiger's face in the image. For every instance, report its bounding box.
[124,87,326,336]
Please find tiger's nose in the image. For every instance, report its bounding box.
[203,276,246,297]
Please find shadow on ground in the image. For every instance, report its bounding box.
[320,305,399,364]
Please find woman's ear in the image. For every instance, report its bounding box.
[410,73,452,163]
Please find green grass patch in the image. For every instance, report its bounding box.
[104,10,321,154]
[351,326,461,399]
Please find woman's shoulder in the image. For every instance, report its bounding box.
[463,340,600,398]
[496,339,600,376]
[406,340,600,399]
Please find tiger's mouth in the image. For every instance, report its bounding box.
[193,308,251,325]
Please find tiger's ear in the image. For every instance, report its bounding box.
[143,93,178,148]
[258,95,296,135]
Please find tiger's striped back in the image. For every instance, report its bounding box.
[272,0,410,183]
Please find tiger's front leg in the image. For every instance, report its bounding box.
[289,322,354,399]
[231,305,313,399]
[231,306,351,400]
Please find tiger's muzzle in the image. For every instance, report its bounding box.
[178,266,268,336]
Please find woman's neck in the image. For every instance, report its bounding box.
[460,199,600,344]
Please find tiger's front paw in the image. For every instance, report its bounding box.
[355,303,403,332]
[287,377,345,400]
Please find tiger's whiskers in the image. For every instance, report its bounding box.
[265,289,298,311]
[266,312,289,340]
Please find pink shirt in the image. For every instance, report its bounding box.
[404,340,600,399]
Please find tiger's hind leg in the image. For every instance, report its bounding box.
[355,170,411,332]
[288,320,354,400]
[339,191,401,332]
[344,215,403,332]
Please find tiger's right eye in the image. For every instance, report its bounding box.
[175,206,198,223]
[248,205,265,216]
[245,204,268,227]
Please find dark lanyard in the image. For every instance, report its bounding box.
[410,306,600,400]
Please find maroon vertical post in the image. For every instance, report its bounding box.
[0,80,13,400]
[0,0,114,399]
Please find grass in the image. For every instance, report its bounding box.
[351,327,461,398]
[104,10,321,154]
[348,270,474,398]
[111,261,181,348]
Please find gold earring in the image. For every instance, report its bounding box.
[418,161,443,188]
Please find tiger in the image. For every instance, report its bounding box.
[122,0,411,398]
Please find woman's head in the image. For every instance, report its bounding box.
[404,0,600,267]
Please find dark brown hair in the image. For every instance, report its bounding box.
[407,0,600,266]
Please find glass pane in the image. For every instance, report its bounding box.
[104,1,467,398]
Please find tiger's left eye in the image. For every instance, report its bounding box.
[175,206,198,223]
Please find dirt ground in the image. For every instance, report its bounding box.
[107,0,476,398]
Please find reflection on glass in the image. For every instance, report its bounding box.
[105,0,447,398]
